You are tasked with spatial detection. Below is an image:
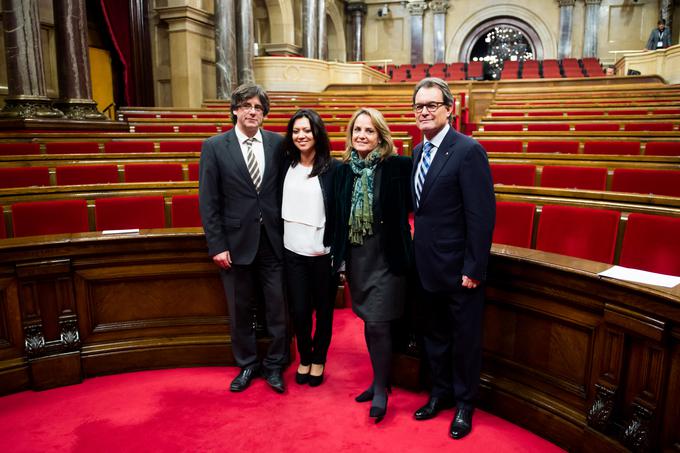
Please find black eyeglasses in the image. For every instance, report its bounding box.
[413,102,447,113]
[239,103,265,113]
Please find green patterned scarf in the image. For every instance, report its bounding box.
[348,149,381,245]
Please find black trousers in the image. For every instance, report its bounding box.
[421,285,485,407]
[284,249,335,365]
[220,227,287,371]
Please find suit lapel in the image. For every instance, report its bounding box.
[411,143,423,209]
[224,129,255,188]
[418,128,457,206]
[261,130,273,182]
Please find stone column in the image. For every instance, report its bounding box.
[406,0,427,65]
[156,6,213,108]
[303,0,318,59]
[317,0,327,61]
[237,0,255,84]
[52,0,106,120]
[430,0,449,64]
[583,0,601,58]
[661,0,673,32]
[557,0,575,59]
[215,0,238,99]
[346,2,366,62]
[0,0,62,118]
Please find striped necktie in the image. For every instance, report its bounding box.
[415,141,434,208]
[244,137,262,192]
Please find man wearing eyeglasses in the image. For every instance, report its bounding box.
[410,78,495,439]
[199,83,287,394]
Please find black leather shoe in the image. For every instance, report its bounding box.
[230,368,257,392]
[414,396,455,420]
[449,406,474,439]
[263,369,285,394]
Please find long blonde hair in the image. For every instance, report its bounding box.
[342,108,396,162]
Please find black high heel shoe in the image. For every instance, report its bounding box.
[295,365,310,385]
[369,393,388,423]
[308,364,324,387]
[356,384,391,403]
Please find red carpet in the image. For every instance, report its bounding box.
[0,309,564,452]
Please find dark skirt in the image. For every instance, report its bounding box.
[347,232,406,322]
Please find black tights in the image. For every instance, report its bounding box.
[364,321,391,403]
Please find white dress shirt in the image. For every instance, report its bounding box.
[234,126,265,175]
[414,123,450,188]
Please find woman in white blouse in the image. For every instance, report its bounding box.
[281,109,339,386]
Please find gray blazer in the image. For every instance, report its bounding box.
[646,28,672,50]
[199,128,285,264]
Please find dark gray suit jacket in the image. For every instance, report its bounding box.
[411,127,495,293]
[199,128,285,265]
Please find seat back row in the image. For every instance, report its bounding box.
[490,164,680,197]
[0,163,200,188]
[479,140,679,156]
[478,122,680,132]
[0,195,201,239]
[494,202,680,276]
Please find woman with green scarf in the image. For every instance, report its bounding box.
[332,108,413,423]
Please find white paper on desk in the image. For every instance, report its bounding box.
[101,229,140,235]
[598,266,680,288]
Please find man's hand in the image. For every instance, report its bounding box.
[213,251,232,269]
[461,275,480,289]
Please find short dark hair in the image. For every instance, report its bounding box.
[230,83,270,124]
[283,109,332,177]
[658,19,666,26]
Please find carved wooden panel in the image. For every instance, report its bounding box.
[0,273,29,394]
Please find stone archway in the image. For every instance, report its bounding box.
[446,4,557,63]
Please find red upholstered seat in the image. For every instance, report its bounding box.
[493,201,535,248]
[11,200,89,237]
[263,124,287,133]
[483,123,523,132]
[95,196,166,230]
[574,123,619,132]
[133,125,176,133]
[490,111,524,117]
[526,123,570,132]
[45,142,100,154]
[535,205,620,263]
[0,143,41,156]
[611,168,680,197]
[330,141,345,151]
[540,165,607,191]
[0,206,5,238]
[566,111,605,116]
[188,163,199,181]
[623,123,675,132]
[0,167,50,188]
[467,61,483,79]
[391,124,421,144]
[619,213,680,276]
[171,195,202,228]
[583,141,640,155]
[159,141,203,153]
[645,142,680,156]
[105,141,155,153]
[478,140,523,153]
[526,141,579,154]
[490,164,535,186]
[177,125,219,133]
[528,111,562,117]
[56,165,119,185]
[124,163,184,182]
